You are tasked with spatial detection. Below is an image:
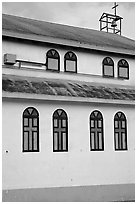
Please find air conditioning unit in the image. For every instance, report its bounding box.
[4,53,16,65]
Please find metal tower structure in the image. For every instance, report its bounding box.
[99,2,123,35]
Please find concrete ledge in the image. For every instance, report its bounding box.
[2,183,135,202]
[2,92,135,106]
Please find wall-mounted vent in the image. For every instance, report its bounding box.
[4,54,16,65]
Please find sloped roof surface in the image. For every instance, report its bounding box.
[2,76,135,101]
[2,14,135,54]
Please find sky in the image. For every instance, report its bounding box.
[2,1,135,40]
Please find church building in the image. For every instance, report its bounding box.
[2,13,135,201]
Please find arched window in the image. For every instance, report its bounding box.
[53,109,68,152]
[46,49,60,71]
[102,57,114,77]
[23,107,39,152]
[118,59,129,79]
[90,110,104,151]
[64,51,77,73]
[114,112,127,150]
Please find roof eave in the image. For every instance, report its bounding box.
[2,30,135,56]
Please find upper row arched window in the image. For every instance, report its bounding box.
[102,57,114,78]
[46,49,60,72]
[118,59,129,79]
[46,49,77,73]
[64,51,77,73]
[103,57,129,79]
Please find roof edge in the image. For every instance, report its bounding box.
[2,30,135,56]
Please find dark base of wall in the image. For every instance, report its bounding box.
[2,183,135,202]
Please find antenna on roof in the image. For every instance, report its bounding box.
[99,2,123,35]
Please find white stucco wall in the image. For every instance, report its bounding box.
[2,39,135,86]
[2,99,135,190]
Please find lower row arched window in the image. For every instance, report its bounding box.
[53,109,68,152]
[22,108,127,152]
[114,111,127,150]
[23,107,39,152]
[90,110,104,151]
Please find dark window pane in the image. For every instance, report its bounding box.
[91,120,94,128]
[54,133,58,151]
[62,119,66,127]
[117,112,121,118]
[91,132,95,150]
[115,120,118,128]
[95,132,98,149]
[29,131,32,150]
[24,118,28,126]
[115,133,119,149]
[122,121,125,128]
[33,118,37,127]
[122,133,126,149]
[24,132,28,151]
[54,119,58,127]
[62,133,67,150]
[28,108,34,115]
[32,109,38,116]
[23,109,30,116]
[94,111,98,117]
[98,132,102,149]
[58,133,62,150]
[98,120,102,128]
[33,132,38,150]
[57,109,63,116]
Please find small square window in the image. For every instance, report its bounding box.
[103,65,114,77]
[48,58,58,71]
[118,67,128,79]
[66,61,76,72]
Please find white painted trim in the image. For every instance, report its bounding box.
[2,31,135,56]
[2,91,135,106]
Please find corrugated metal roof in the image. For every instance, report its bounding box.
[2,76,135,101]
[2,14,135,55]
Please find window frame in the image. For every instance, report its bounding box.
[114,111,128,151]
[102,57,114,78]
[118,59,129,79]
[64,51,77,73]
[23,107,39,153]
[90,110,104,151]
[46,49,60,72]
[53,109,68,152]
